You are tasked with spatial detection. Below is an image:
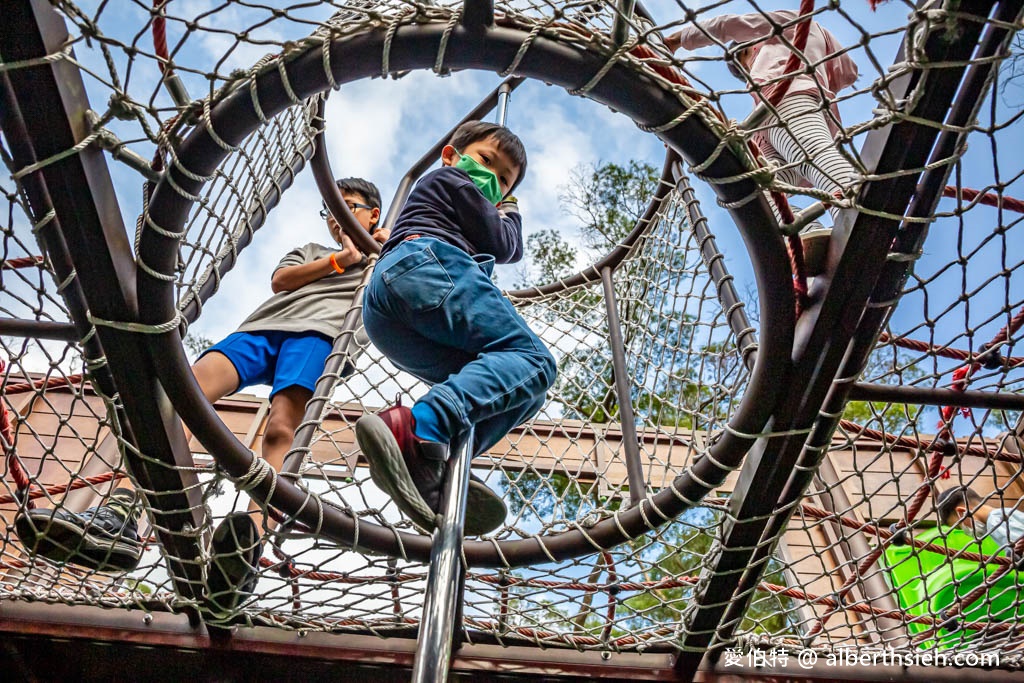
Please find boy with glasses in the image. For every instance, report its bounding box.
[16,177,386,616]
[190,176,386,612]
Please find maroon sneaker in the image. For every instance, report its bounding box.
[355,403,507,536]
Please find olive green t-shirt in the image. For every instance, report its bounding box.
[235,242,369,345]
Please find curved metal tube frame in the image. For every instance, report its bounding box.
[310,96,381,256]
[504,149,678,300]
[138,22,795,568]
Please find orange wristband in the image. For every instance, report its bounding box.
[329,252,345,274]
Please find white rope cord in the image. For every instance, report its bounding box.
[0,43,75,72]
[87,312,182,334]
[433,11,462,76]
[10,132,102,180]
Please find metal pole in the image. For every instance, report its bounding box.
[461,0,494,30]
[612,0,637,47]
[495,81,512,127]
[411,425,474,683]
[814,455,910,647]
[601,266,645,506]
[848,382,1024,411]
[310,98,380,256]
[162,73,192,110]
[0,317,78,341]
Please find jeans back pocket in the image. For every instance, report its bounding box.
[381,246,455,312]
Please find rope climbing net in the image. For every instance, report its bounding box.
[0,0,1022,672]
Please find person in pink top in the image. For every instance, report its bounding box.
[666,10,860,274]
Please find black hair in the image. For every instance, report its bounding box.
[725,41,749,81]
[936,487,983,527]
[335,177,382,210]
[447,120,528,193]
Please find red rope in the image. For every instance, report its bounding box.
[878,331,1024,366]
[934,306,1024,477]
[0,360,33,508]
[762,0,816,108]
[1,256,44,270]
[1,372,86,508]
[152,0,172,76]
[0,470,128,506]
[943,185,1024,214]
[3,374,84,395]
[756,0,815,302]
[772,188,810,313]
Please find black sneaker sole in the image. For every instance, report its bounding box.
[14,509,142,572]
[356,414,437,532]
[356,415,507,536]
[204,512,260,617]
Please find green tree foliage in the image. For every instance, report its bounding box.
[514,229,578,287]
[618,507,798,636]
[560,160,662,249]
[183,332,214,361]
[518,160,741,429]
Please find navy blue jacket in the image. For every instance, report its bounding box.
[382,167,523,263]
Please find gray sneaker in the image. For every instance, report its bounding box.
[356,404,507,536]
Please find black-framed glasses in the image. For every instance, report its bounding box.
[320,201,373,219]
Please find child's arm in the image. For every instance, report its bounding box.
[453,183,523,264]
[665,10,798,52]
[271,235,363,293]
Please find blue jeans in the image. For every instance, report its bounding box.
[363,238,556,458]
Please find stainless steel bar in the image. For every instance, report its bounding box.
[411,425,474,683]
[495,81,512,127]
[163,73,192,110]
[612,0,637,47]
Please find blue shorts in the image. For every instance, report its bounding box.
[203,330,333,398]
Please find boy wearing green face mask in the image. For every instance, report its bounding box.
[357,121,556,537]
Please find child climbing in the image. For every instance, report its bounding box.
[356,121,556,537]
[16,177,386,615]
[665,9,859,274]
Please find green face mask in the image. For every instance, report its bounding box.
[454,149,503,205]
